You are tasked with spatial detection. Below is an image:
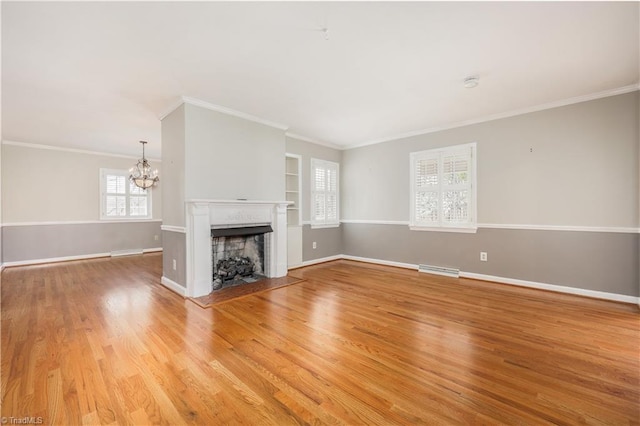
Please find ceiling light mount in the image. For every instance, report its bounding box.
[463,76,479,89]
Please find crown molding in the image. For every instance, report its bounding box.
[157,97,186,121]
[345,84,640,150]
[158,97,345,151]
[182,96,289,131]
[158,96,289,131]
[2,140,162,163]
[285,132,343,150]
[155,84,639,152]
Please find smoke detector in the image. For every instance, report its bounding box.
[463,76,479,88]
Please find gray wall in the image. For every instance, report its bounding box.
[1,143,163,264]
[3,221,161,263]
[161,104,186,228]
[286,136,343,261]
[343,92,639,227]
[161,102,289,285]
[2,143,162,222]
[185,104,285,201]
[344,224,638,297]
[342,92,639,297]
[162,230,186,287]
[0,142,2,267]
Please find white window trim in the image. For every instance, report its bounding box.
[310,158,340,228]
[409,142,477,233]
[100,168,153,220]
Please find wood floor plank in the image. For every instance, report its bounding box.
[2,254,639,425]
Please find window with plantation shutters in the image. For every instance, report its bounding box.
[100,169,152,220]
[410,143,477,232]
[311,159,339,227]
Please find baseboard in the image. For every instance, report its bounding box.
[3,252,111,268]
[287,263,304,270]
[3,248,163,268]
[111,249,143,257]
[302,254,639,305]
[161,225,186,233]
[460,271,639,305]
[341,255,417,271]
[298,255,343,268]
[160,276,187,297]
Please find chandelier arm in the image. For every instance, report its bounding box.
[129,140,159,189]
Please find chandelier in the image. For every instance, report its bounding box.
[129,141,159,189]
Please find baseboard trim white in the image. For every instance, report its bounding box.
[298,255,343,268]
[111,249,144,257]
[3,252,111,268]
[459,271,639,305]
[161,225,186,233]
[3,248,163,268]
[298,254,638,305]
[341,255,417,271]
[160,276,187,297]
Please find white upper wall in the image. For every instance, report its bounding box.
[1,143,162,223]
[342,91,639,229]
[184,103,285,201]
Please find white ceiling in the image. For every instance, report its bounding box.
[3,1,639,159]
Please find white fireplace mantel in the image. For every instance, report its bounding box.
[185,199,290,298]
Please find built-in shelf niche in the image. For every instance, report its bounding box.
[285,153,302,226]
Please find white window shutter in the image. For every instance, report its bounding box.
[410,143,476,231]
[311,159,339,226]
[442,148,472,225]
[413,154,439,225]
[100,168,152,220]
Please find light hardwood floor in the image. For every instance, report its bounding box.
[1,253,638,425]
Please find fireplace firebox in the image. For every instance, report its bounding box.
[211,225,272,290]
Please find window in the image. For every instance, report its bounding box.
[100,169,152,220]
[410,143,476,232]
[311,158,339,227]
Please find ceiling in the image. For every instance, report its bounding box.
[3,1,639,159]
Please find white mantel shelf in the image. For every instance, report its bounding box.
[184,199,290,298]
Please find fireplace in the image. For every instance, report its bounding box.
[211,225,272,290]
[185,200,289,298]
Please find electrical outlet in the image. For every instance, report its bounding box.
[480,252,488,262]
[312,242,317,249]
[172,259,177,270]
[154,235,159,241]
